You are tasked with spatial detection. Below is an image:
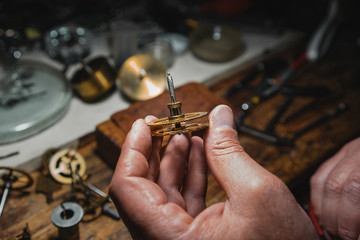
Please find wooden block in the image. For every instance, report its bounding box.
[95,82,230,168]
[95,120,126,168]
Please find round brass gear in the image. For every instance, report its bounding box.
[0,166,33,189]
[48,149,86,184]
[148,112,208,126]
[151,122,209,136]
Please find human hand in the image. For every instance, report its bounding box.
[311,137,360,240]
[109,105,319,240]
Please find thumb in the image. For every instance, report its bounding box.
[204,105,268,202]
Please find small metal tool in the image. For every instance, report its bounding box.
[86,183,120,220]
[0,90,47,108]
[147,73,209,136]
[236,124,292,145]
[279,100,316,124]
[0,151,19,160]
[264,96,294,133]
[224,58,287,98]
[306,0,340,61]
[237,103,348,146]
[289,103,347,140]
[236,53,307,125]
[0,167,33,217]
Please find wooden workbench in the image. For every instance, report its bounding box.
[1,38,360,239]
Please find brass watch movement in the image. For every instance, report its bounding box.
[147,73,209,136]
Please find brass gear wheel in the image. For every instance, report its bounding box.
[0,166,33,189]
[48,149,86,184]
[151,122,209,136]
[148,112,208,126]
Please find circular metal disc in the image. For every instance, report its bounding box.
[51,202,84,228]
[118,54,167,101]
[189,24,245,62]
[151,122,209,136]
[148,112,208,126]
[49,149,86,184]
[0,60,72,144]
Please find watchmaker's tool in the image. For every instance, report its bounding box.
[147,73,209,136]
[0,166,33,217]
[236,52,307,125]
[306,0,340,61]
[117,54,167,101]
[236,0,339,126]
[288,103,347,141]
[237,103,347,146]
[86,183,120,220]
[263,85,330,132]
[51,202,84,240]
[0,151,19,160]
[223,57,287,99]
[49,149,87,185]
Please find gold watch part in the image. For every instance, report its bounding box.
[147,73,209,136]
[148,112,208,126]
[151,122,209,137]
[117,54,167,101]
[48,149,87,184]
[0,166,33,189]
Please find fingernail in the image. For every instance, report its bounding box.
[144,115,153,123]
[210,105,235,129]
[132,119,143,129]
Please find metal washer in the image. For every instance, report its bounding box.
[51,202,84,228]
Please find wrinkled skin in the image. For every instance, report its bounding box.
[311,137,360,240]
[109,105,319,240]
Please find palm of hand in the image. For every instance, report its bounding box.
[110,106,319,240]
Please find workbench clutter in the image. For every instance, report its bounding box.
[208,38,360,186]
[0,148,119,239]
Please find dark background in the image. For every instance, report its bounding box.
[0,0,359,50]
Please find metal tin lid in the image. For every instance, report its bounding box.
[0,60,72,144]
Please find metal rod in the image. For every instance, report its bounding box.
[167,73,176,103]
[0,182,11,217]
[265,96,294,132]
[236,124,292,146]
[291,103,347,140]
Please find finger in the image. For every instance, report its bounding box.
[157,133,191,208]
[203,105,271,204]
[182,136,207,217]
[338,167,360,240]
[110,118,167,215]
[320,149,359,235]
[113,119,154,178]
[109,119,192,238]
[144,115,163,182]
[310,148,345,219]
